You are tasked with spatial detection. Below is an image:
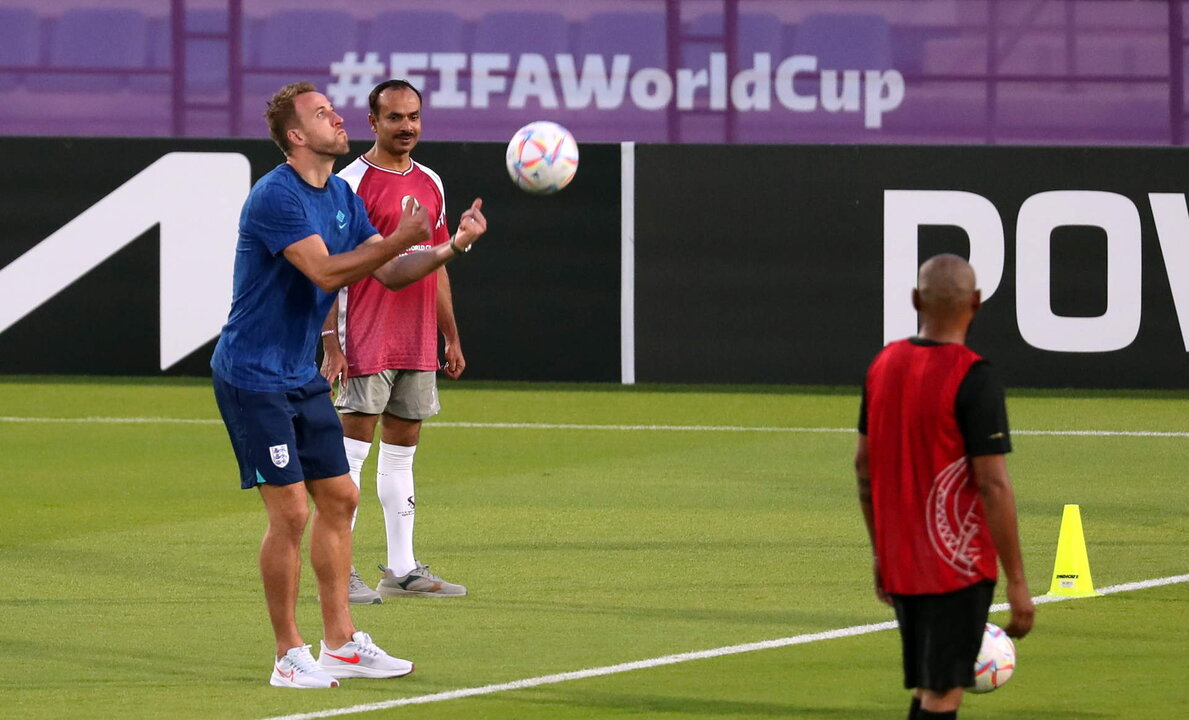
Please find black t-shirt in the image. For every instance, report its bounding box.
[859,338,1012,457]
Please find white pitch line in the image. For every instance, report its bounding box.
[1015,429,1189,438]
[257,574,1188,720]
[0,416,1185,437]
[433,422,1189,438]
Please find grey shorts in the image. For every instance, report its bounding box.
[334,369,440,420]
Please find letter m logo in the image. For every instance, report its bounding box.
[0,152,249,369]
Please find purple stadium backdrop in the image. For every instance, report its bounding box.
[2,0,1187,145]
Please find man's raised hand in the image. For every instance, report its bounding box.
[452,198,487,250]
[394,195,431,250]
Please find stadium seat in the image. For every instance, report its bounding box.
[366,10,465,54]
[576,12,666,68]
[792,12,892,70]
[0,7,39,91]
[681,12,784,70]
[473,11,570,57]
[44,8,151,92]
[726,12,895,143]
[245,10,360,97]
[139,9,237,94]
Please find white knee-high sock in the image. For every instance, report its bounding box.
[377,442,417,575]
[343,437,372,532]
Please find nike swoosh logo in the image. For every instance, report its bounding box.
[275,665,294,679]
[337,222,348,230]
[325,652,361,664]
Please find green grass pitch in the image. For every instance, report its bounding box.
[0,377,1185,719]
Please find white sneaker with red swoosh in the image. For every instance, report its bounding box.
[270,645,340,688]
[317,631,414,679]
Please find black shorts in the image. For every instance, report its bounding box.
[213,372,349,490]
[892,580,994,692]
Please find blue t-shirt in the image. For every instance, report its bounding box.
[211,163,378,392]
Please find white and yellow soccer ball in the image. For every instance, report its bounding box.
[970,622,1017,693]
[505,121,579,195]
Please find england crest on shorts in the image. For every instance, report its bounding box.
[269,443,290,468]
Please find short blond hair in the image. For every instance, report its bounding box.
[265,81,318,154]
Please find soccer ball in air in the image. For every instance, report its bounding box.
[970,622,1016,693]
[505,121,579,195]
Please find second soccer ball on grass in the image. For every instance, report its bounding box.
[505,121,579,195]
[970,622,1017,693]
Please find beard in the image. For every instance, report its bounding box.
[310,133,349,158]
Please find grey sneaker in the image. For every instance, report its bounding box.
[377,564,467,597]
[349,566,382,605]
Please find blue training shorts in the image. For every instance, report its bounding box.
[213,372,349,490]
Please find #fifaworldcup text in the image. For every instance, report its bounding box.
[328,52,906,129]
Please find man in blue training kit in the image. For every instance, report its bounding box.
[211,81,487,689]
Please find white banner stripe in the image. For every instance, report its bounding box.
[0,416,1185,437]
[620,140,636,386]
[256,574,1187,720]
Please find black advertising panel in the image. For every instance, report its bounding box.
[413,140,621,382]
[0,137,271,376]
[0,137,620,381]
[3,138,1187,388]
[634,145,1189,388]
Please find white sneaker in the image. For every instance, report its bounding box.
[317,631,414,679]
[270,645,340,689]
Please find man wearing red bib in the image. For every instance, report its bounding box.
[322,80,485,602]
[856,254,1034,719]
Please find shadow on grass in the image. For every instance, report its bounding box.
[498,688,1113,719]
[501,689,889,718]
[455,596,882,632]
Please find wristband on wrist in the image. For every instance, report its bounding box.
[450,236,470,256]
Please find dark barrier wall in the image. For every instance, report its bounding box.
[0,137,621,382]
[2,138,1187,388]
[635,145,1189,389]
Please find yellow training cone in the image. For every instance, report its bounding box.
[1046,504,1102,597]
